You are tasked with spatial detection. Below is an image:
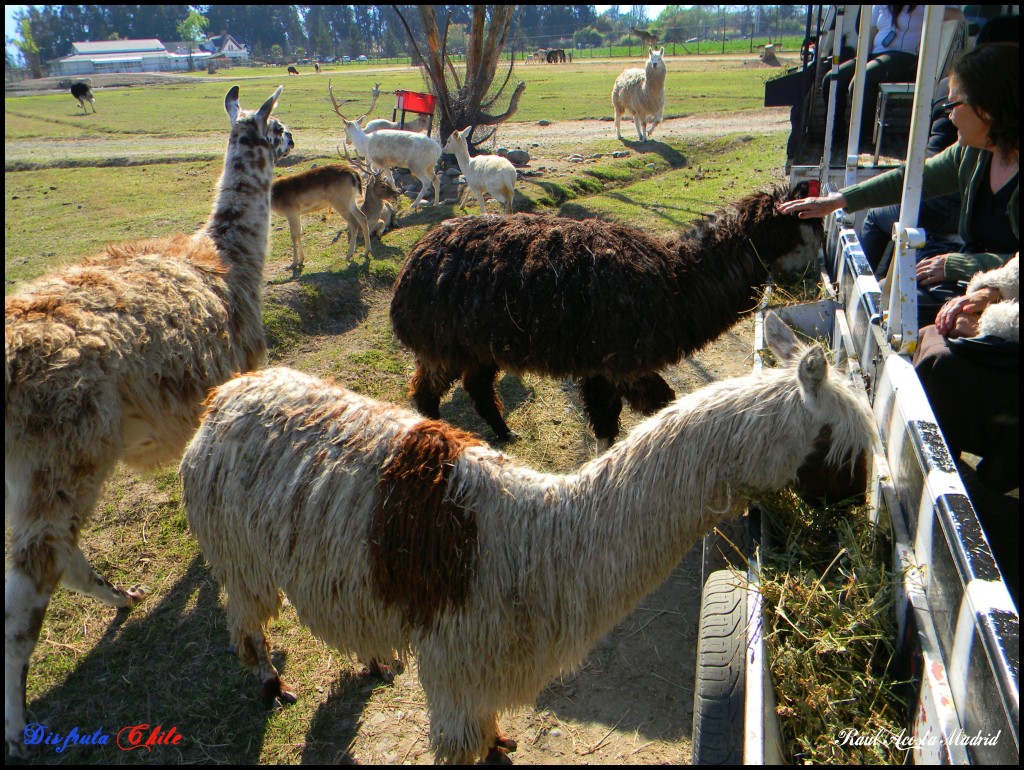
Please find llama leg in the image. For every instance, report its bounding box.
[502,183,514,214]
[615,107,623,140]
[226,588,294,705]
[59,546,146,606]
[462,364,515,441]
[409,360,458,419]
[5,549,62,757]
[619,373,675,415]
[633,115,646,142]
[581,375,623,451]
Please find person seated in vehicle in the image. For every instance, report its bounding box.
[915,255,1019,596]
[781,42,1019,328]
[823,5,963,149]
[858,15,1019,277]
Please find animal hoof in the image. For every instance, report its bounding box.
[261,676,298,706]
[7,738,37,760]
[481,746,514,765]
[494,735,518,753]
[366,659,396,683]
[497,430,520,443]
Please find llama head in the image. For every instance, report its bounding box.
[225,85,294,163]
[764,311,874,502]
[768,184,825,276]
[647,48,665,73]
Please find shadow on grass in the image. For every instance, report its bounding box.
[618,138,688,168]
[439,373,535,444]
[22,557,273,764]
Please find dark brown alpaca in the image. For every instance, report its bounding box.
[389,184,820,446]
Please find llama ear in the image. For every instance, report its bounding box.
[225,86,241,124]
[255,86,283,127]
[797,346,828,394]
[763,311,802,362]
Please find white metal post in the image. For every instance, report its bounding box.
[884,4,944,355]
[844,5,873,187]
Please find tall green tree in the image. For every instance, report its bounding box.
[177,9,209,71]
[14,16,43,78]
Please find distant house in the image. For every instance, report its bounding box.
[202,34,250,62]
[48,39,211,76]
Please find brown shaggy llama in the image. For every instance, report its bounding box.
[180,313,874,764]
[4,85,292,757]
[390,183,821,446]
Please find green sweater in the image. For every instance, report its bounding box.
[841,144,1019,281]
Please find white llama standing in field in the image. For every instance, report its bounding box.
[4,85,293,757]
[180,314,874,764]
[612,47,667,142]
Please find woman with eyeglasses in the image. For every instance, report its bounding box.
[780,42,1019,325]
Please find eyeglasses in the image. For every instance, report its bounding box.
[940,100,964,111]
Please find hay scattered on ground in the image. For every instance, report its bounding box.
[756,489,910,765]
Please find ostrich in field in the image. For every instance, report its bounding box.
[180,312,874,764]
[4,86,292,757]
[390,183,821,447]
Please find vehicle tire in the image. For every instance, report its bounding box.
[700,510,754,586]
[692,569,747,765]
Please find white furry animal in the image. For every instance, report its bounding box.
[364,113,429,134]
[969,254,1019,341]
[612,47,667,142]
[331,83,441,210]
[180,313,873,764]
[4,85,292,757]
[443,126,517,215]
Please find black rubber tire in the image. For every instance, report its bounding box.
[700,511,754,587]
[691,569,747,765]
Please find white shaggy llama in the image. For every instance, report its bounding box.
[612,47,667,142]
[180,313,874,765]
[4,85,292,757]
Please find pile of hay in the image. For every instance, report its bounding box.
[756,489,910,764]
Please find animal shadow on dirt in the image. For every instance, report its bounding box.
[299,673,382,764]
[264,272,370,339]
[21,557,272,764]
[537,547,703,750]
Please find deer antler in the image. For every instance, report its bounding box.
[339,143,369,172]
[328,80,357,120]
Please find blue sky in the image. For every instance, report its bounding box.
[5,5,669,62]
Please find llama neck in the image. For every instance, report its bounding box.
[667,212,776,355]
[543,377,799,632]
[204,130,275,268]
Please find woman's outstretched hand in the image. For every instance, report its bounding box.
[777,193,848,219]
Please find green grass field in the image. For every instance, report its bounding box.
[4,56,797,764]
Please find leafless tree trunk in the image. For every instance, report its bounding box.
[393,5,526,150]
